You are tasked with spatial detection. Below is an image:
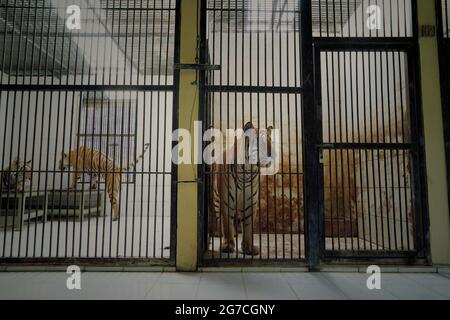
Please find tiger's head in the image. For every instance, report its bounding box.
[59,153,69,171]
[2,159,32,190]
[242,122,273,168]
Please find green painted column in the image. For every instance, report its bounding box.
[176,0,199,271]
[418,0,450,264]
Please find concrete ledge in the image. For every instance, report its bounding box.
[83,266,124,272]
[358,266,399,273]
[199,267,242,272]
[199,266,309,273]
[436,266,450,273]
[320,266,360,273]
[242,267,285,273]
[122,266,166,272]
[2,265,76,272]
[0,265,176,273]
[163,267,177,272]
[398,266,438,273]
[0,264,445,273]
[279,267,309,272]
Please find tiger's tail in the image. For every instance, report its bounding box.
[125,143,151,171]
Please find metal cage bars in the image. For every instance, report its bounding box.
[0,0,180,264]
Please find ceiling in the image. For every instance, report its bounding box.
[0,0,363,77]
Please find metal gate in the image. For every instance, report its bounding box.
[200,0,305,265]
[200,0,429,267]
[0,0,179,264]
[437,0,450,217]
[312,0,428,263]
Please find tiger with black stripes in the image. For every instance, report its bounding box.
[1,159,32,191]
[59,144,150,221]
[209,122,273,256]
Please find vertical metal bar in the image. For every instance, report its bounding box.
[146,0,157,258]
[161,0,173,258]
[138,0,146,258]
[293,3,302,259]
[25,0,40,257]
[408,0,430,257]
[49,1,65,258]
[342,50,354,251]
[348,50,360,251]
[285,5,294,260]
[391,51,404,250]
[78,5,98,258]
[256,0,263,261]
[385,50,397,250]
[301,0,320,269]
[218,0,223,260]
[264,1,270,260]
[236,0,242,260]
[271,1,278,260]
[153,0,165,257]
[0,0,11,258]
[374,50,385,250]
[331,51,338,250]
[171,0,182,262]
[9,2,28,257]
[278,3,286,260]
[41,3,57,258]
[13,1,33,257]
[198,0,207,261]
[362,51,373,250]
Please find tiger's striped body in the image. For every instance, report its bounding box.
[210,162,260,256]
[209,123,273,256]
[60,144,149,221]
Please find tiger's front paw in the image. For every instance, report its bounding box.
[221,243,235,253]
[242,245,260,256]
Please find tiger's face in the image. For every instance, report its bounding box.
[242,122,273,168]
[20,160,33,180]
[9,160,32,178]
[2,160,33,190]
[59,153,70,171]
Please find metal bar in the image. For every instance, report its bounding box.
[205,85,303,93]
[302,0,320,270]
[174,63,220,71]
[0,84,175,91]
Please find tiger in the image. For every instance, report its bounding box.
[1,159,32,191]
[209,122,273,256]
[59,144,150,221]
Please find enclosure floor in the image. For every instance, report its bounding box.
[206,234,305,260]
[206,234,382,260]
[0,216,171,259]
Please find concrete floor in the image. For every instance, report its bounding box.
[0,271,449,300]
[0,216,171,258]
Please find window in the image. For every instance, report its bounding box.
[78,94,137,184]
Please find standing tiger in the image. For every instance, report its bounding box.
[1,159,32,191]
[209,122,273,256]
[59,144,149,221]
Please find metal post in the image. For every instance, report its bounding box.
[418,0,450,264]
[301,0,320,270]
[175,0,200,271]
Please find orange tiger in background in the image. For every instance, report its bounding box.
[59,145,149,221]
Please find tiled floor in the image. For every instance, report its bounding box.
[0,271,449,300]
